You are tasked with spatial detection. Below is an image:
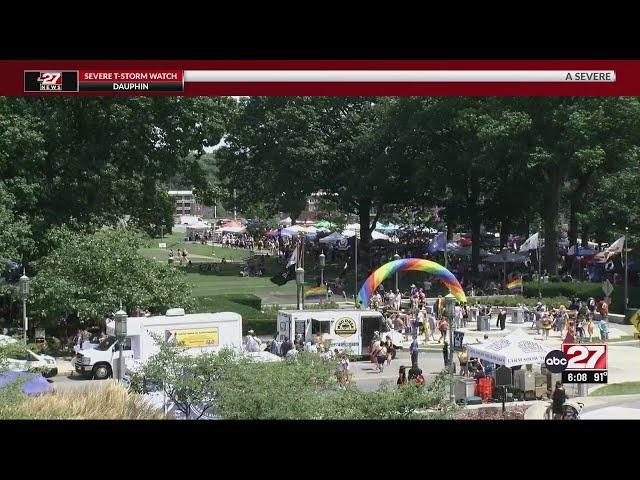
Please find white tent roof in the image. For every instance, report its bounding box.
[319,232,347,244]
[186,221,210,231]
[466,329,553,368]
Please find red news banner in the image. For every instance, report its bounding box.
[79,70,183,92]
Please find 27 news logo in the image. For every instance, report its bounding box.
[37,72,62,91]
[544,344,607,373]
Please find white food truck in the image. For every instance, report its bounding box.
[276,309,403,358]
[74,308,242,380]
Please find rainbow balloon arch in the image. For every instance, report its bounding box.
[357,258,467,309]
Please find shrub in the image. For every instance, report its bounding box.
[523,281,640,313]
[0,381,168,420]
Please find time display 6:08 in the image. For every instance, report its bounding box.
[561,370,608,384]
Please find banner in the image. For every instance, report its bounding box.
[165,327,219,348]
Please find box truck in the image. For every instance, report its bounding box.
[73,308,242,380]
[276,309,403,358]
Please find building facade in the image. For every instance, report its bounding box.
[168,190,202,216]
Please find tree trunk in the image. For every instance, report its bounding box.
[500,221,509,249]
[470,178,482,276]
[568,197,579,249]
[358,199,373,267]
[543,166,562,274]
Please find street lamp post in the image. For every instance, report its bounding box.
[444,293,456,403]
[296,267,305,311]
[114,306,128,382]
[19,270,30,345]
[393,252,401,291]
[502,249,508,292]
[625,226,629,311]
[319,252,326,300]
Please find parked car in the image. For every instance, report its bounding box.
[0,335,58,378]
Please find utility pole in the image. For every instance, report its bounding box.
[354,234,358,308]
[625,226,629,312]
[537,224,542,298]
[444,225,448,269]
[233,189,237,221]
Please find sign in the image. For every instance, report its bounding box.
[334,317,357,337]
[164,327,219,348]
[453,331,464,351]
[546,345,609,384]
[35,328,45,339]
[495,365,512,387]
[24,71,79,92]
[602,279,614,297]
[159,243,167,249]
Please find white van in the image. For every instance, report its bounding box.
[276,309,403,358]
[74,309,242,380]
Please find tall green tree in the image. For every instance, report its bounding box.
[2,97,234,244]
[30,227,193,327]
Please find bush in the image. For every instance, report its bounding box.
[471,295,570,308]
[0,381,168,419]
[523,281,640,313]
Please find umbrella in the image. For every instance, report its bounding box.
[482,252,530,264]
[0,371,53,395]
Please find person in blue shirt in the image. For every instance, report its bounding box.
[410,334,419,367]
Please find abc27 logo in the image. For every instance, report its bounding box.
[545,344,608,384]
[24,71,78,92]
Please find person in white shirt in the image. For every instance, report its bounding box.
[454,304,463,329]
[245,330,262,352]
[394,291,402,311]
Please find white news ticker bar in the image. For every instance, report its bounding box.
[184,70,616,83]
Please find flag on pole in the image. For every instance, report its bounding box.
[427,232,446,253]
[304,286,327,301]
[519,232,539,252]
[506,277,523,293]
[286,241,299,268]
[606,236,625,254]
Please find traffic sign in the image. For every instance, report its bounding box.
[453,331,464,351]
[602,279,614,297]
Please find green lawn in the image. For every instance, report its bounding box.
[589,382,640,396]
[185,272,298,298]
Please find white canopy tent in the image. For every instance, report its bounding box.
[186,221,211,232]
[466,329,553,368]
[319,232,347,244]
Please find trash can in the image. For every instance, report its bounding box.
[455,378,477,402]
[478,315,491,331]
[511,309,524,324]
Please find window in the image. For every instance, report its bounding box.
[312,319,330,335]
[115,337,132,351]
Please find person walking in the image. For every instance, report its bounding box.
[442,341,450,368]
[384,336,395,367]
[410,334,419,367]
[551,381,567,420]
[498,308,507,331]
[438,316,449,343]
[397,365,408,387]
[244,330,262,352]
[458,347,468,376]
[541,314,553,341]
[427,310,437,342]
[280,336,293,357]
[376,343,388,373]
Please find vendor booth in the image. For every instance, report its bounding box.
[464,329,553,402]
